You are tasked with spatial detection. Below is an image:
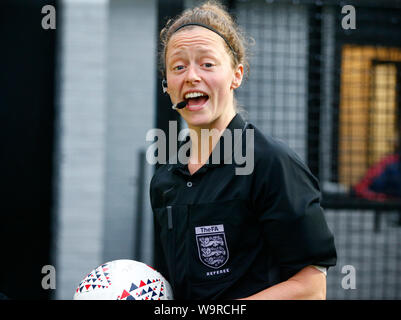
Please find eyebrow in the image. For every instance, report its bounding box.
[196,48,219,57]
[169,47,220,60]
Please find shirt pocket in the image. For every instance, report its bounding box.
[188,199,252,286]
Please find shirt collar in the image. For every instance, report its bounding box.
[171,113,247,176]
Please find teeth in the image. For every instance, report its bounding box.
[184,92,206,99]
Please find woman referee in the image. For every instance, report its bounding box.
[150,1,337,300]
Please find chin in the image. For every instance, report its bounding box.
[181,109,213,128]
[184,116,213,128]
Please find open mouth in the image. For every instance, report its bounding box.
[184,92,209,110]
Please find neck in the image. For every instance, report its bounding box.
[187,108,236,165]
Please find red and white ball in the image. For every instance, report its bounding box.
[73,259,173,300]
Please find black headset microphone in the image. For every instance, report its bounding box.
[172,101,188,110]
[162,79,188,110]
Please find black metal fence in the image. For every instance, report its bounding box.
[233,0,401,299]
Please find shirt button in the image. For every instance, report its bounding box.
[187,181,193,187]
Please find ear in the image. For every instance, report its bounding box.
[231,64,244,90]
[162,79,168,94]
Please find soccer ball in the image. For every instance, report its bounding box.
[73,259,173,300]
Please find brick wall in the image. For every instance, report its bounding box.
[103,0,156,265]
[54,0,156,299]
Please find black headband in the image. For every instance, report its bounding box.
[172,22,236,57]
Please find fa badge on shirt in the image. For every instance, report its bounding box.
[195,224,229,269]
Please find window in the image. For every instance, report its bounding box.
[338,45,401,187]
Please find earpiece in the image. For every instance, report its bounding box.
[162,79,168,94]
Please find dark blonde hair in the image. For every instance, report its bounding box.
[159,0,250,78]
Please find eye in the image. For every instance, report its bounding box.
[173,65,185,71]
[203,62,214,68]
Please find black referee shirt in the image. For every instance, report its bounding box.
[150,113,337,300]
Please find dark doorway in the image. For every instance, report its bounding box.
[0,0,58,299]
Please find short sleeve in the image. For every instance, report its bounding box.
[252,140,337,281]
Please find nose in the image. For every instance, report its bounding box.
[185,64,201,85]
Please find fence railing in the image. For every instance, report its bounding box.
[233,0,401,299]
